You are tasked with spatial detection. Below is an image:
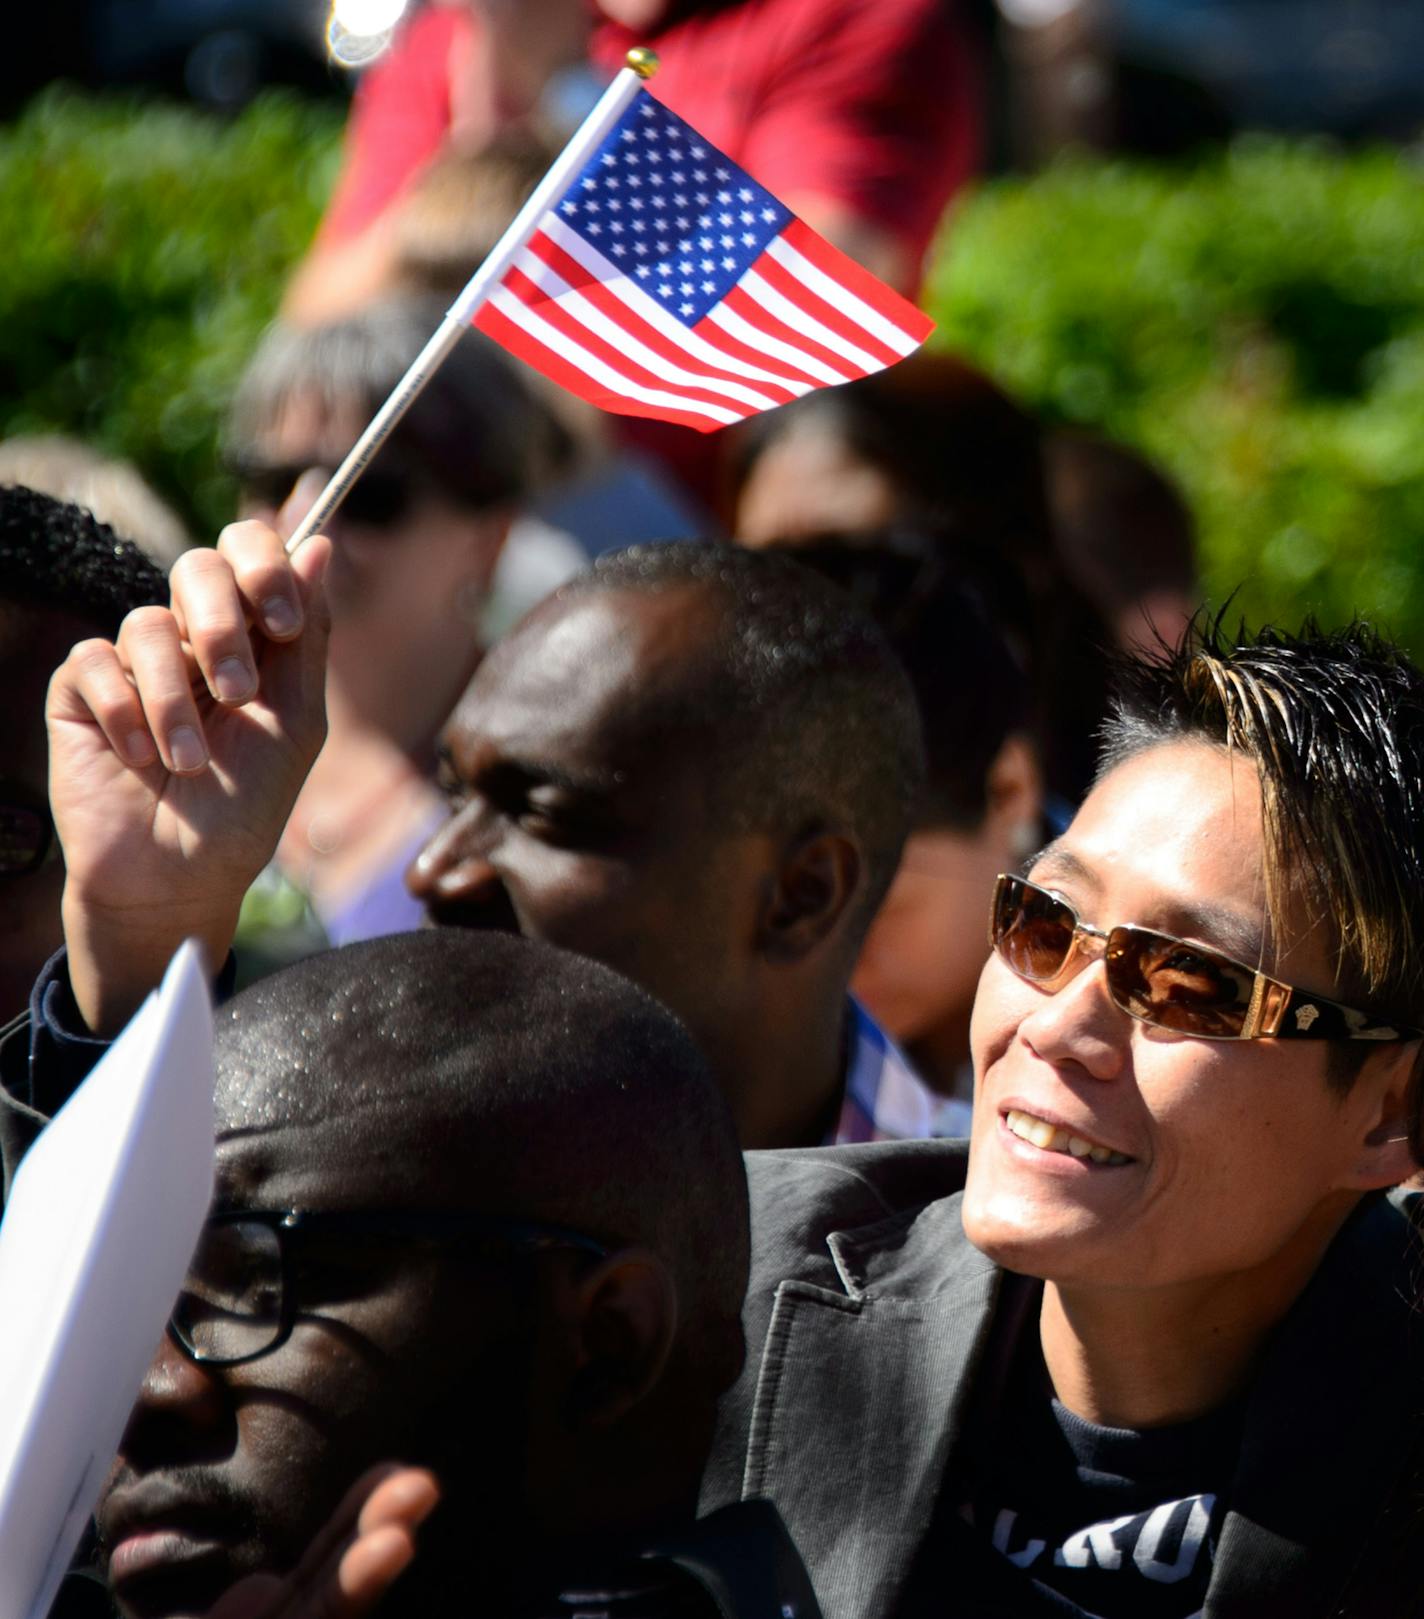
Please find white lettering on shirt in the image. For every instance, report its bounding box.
[1134,1495,1214,1584]
[1053,1512,1137,1571]
[991,1508,1047,1569]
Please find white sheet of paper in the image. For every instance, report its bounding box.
[0,941,215,1619]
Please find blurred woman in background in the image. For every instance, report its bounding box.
[226,293,562,959]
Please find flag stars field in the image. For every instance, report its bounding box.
[552,111,792,324]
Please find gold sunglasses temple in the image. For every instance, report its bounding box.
[1241,976,1290,1039]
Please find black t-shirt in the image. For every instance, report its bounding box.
[947,1328,1243,1619]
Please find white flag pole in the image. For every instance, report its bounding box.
[285,47,660,557]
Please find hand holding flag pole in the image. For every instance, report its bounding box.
[285,46,932,557]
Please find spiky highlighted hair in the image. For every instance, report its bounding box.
[1100,613,1424,1148]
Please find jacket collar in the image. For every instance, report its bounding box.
[741,1190,1001,1619]
[740,1181,1424,1619]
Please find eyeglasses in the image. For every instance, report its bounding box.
[989,873,1424,1043]
[228,456,420,529]
[0,797,56,878]
[169,1208,610,1367]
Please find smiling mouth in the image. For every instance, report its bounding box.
[1004,1108,1134,1166]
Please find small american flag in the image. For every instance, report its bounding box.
[470,89,935,432]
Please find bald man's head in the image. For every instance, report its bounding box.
[552,544,924,924]
[104,931,749,1619]
[417,542,922,962]
[213,928,748,1376]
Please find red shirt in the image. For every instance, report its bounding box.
[319,4,473,246]
[593,0,979,284]
[320,0,979,284]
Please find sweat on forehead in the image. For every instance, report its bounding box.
[214,933,730,1173]
[215,930,673,1131]
[212,930,752,1351]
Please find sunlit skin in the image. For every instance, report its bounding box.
[592,0,677,30]
[734,424,899,550]
[239,390,505,909]
[238,392,505,692]
[852,829,995,1065]
[412,589,771,1026]
[407,588,860,1149]
[964,740,1415,1427]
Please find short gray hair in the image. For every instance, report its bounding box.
[227,294,573,511]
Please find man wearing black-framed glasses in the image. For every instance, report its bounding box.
[86,927,813,1619]
[698,618,1424,1619]
[168,1208,610,1370]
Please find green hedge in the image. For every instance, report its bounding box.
[0,88,341,539]
[3,93,1424,647]
[925,140,1424,649]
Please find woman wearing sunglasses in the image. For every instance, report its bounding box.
[222,295,568,974]
[701,618,1424,1619]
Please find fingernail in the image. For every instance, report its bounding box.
[126,730,156,766]
[169,727,207,773]
[410,849,438,880]
[213,657,256,704]
[261,596,299,637]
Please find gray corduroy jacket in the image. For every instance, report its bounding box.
[701,1140,1424,1619]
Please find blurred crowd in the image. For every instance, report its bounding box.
[1,4,1422,1619]
[1,0,1203,1033]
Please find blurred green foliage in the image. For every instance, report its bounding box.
[925,139,1424,648]
[3,95,1423,644]
[0,89,341,539]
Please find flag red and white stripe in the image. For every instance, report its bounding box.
[281,65,933,554]
[467,88,934,432]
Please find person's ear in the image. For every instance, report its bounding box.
[562,1249,678,1431]
[1350,1043,1421,1190]
[458,508,512,586]
[453,512,513,629]
[984,732,1042,847]
[474,509,512,576]
[755,827,862,964]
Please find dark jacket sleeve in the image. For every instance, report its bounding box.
[0,949,105,1201]
[0,947,236,1203]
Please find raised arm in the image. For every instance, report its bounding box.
[47,523,331,1034]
